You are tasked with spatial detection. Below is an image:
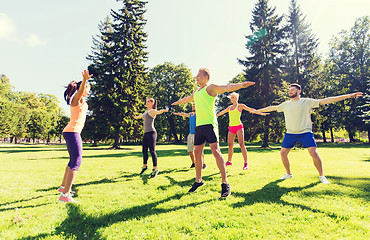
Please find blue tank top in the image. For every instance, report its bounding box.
[189,113,196,134]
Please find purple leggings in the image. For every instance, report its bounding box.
[63,132,83,171]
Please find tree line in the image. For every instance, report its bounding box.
[1,0,369,146]
[0,74,67,143]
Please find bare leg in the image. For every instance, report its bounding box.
[236,129,248,163]
[209,142,227,183]
[63,168,77,194]
[194,143,205,182]
[280,147,292,174]
[227,131,236,162]
[61,166,70,187]
[307,147,324,176]
[189,151,195,163]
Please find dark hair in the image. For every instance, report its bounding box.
[64,81,82,105]
[147,97,157,109]
[289,83,301,91]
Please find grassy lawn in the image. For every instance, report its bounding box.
[0,142,369,239]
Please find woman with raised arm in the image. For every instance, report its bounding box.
[216,92,268,170]
[134,98,168,178]
[58,70,92,203]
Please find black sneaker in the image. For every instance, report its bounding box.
[221,183,231,198]
[139,167,148,175]
[190,163,195,168]
[202,163,207,169]
[188,181,205,192]
[149,169,159,178]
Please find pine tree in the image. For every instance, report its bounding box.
[238,0,287,147]
[87,0,148,148]
[285,0,320,97]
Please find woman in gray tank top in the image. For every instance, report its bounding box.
[134,97,168,178]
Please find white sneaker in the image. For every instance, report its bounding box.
[280,174,293,180]
[319,176,330,184]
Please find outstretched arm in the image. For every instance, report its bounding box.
[255,105,277,113]
[173,112,191,117]
[216,107,230,117]
[319,92,363,105]
[151,109,168,117]
[134,113,144,119]
[240,104,269,116]
[172,94,194,105]
[208,81,255,96]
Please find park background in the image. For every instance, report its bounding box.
[1,0,369,147]
[0,1,369,239]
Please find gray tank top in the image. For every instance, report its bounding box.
[143,110,155,133]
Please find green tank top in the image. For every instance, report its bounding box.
[229,105,242,126]
[194,87,218,127]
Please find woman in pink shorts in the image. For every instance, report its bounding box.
[216,92,268,169]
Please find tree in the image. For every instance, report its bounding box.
[329,16,370,141]
[87,0,149,148]
[285,0,321,97]
[238,0,287,147]
[148,62,195,142]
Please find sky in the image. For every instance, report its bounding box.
[0,0,369,115]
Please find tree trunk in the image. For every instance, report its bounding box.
[92,138,98,147]
[322,130,327,143]
[367,128,370,144]
[47,133,50,145]
[330,127,334,143]
[112,127,120,149]
[168,115,179,142]
[348,130,354,143]
[261,115,271,148]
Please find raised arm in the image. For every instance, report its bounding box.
[216,106,230,117]
[74,70,93,102]
[173,112,191,117]
[319,92,363,105]
[208,81,255,96]
[172,93,194,105]
[240,104,269,116]
[255,105,278,113]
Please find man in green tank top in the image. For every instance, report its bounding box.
[172,68,254,198]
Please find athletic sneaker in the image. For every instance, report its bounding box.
[280,173,293,179]
[149,169,159,178]
[243,163,249,170]
[57,187,76,195]
[225,161,232,166]
[319,176,330,184]
[221,183,231,198]
[188,181,205,192]
[58,194,78,203]
[202,163,207,169]
[190,163,195,168]
[139,167,148,175]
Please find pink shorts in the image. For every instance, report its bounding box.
[229,124,244,134]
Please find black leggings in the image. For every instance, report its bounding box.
[142,131,157,167]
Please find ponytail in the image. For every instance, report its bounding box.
[64,81,82,105]
[152,99,157,109]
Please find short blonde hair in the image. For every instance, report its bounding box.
[228,92,239,100]
[199,68,210,80]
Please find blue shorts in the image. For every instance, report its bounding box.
[281,132,317,149]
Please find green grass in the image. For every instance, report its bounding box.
[0,142,369,239]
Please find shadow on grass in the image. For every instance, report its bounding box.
[231,180,348,220]
[0,194,54,212]
[36,168,193,193]
[158,172,220,190]
[19,192,212,240]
